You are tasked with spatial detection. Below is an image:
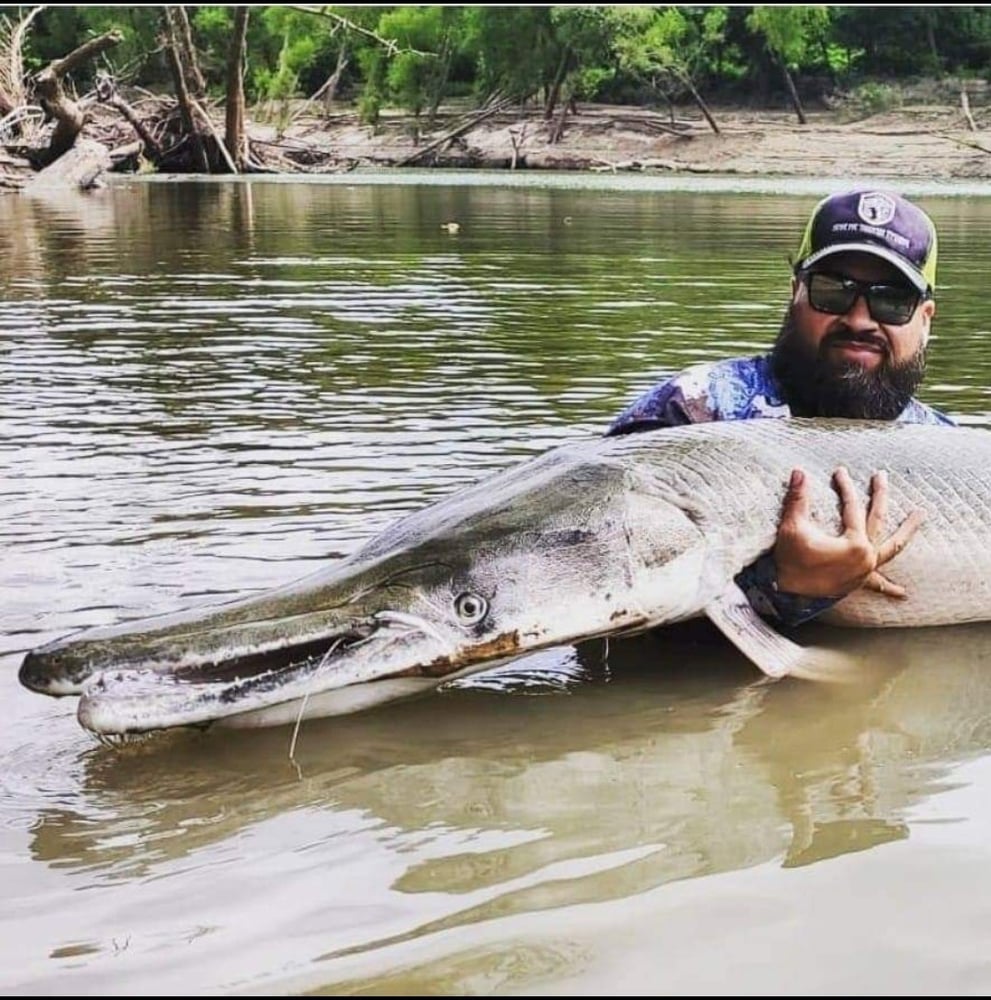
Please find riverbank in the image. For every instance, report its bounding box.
[5,91,991,189]
[257,97,991,182]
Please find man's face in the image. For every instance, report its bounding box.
[772,251,936,419]
[790,251,935,370]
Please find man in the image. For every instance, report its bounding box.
[608,188,953,626]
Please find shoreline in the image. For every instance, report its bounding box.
[119,168,991,199]
[6,98,991,192]
[260,101,991,184]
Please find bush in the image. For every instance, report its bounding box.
[848,80,903,117]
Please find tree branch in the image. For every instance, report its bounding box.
[288,5,436,58]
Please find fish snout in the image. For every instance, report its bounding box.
[19,642,96,697]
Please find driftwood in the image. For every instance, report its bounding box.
[33,29,122,163]
[1,5,46,115]
[396,96,514,166]
[589,156,718,174]
[0,147,30,188]
[21,136,110,194]
[96,76,162,159]
[961,89,978,132]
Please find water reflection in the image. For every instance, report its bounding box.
[17,626,991,934]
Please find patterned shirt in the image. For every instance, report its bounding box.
[607,353,954,626]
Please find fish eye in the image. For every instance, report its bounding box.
[454,592,488,625]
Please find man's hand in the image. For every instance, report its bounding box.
[772,467,924,599]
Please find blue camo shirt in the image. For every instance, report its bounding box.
[606,353,955,626]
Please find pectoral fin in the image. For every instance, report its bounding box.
[704,583,858,682]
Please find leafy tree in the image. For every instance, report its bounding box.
[547,6,618,108]
[831,6,991,78]
[614,6,727,133]
[747,6,832,123]
[461,5,556,106]
[375,5,462,124]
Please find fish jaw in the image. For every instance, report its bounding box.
[75,609,459,735]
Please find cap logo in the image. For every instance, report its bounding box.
[857,192,896,227]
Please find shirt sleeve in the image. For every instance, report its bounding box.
[734,552,842,628]
[607,372,710,436]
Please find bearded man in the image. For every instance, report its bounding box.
[608,189,952,626]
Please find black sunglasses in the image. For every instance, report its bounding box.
[801,271,925,326]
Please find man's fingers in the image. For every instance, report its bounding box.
[780,468,812,523]
[876,509,925,565]
[864,570,908,599]
[832,466,866,533]
[865,470,889,542]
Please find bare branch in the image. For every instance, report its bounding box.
[34,29,123,161]
[0,5,46,109]
[287,5,436,58]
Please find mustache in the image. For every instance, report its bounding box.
[771,305,926,421]
[821,326,889,353]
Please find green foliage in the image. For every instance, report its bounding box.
[358,88,381,126]
[747,6,832,69]
[831,6,991,77]
[614,6,728,93]
[11,6,164,85]
[460,5,554,100]
[846,80,903,118]
[377,6,446,116]
[7,3,991,119]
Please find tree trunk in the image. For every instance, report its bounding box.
[544,46,571,120]
[677,71,720,135]
[169,5,206,99]
[548,88,571,144]
[161,9,209,171]
[224,6,249,171]
[924,15,940,70]
[322,44,349,111]
[427,39,452,125]
[961,88,978,132]
[779,60,807,125]
[33,30,123,163]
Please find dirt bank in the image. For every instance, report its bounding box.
[6,93,991,189]
[264,100,991,182]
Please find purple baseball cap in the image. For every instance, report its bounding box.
[794,189,938,294]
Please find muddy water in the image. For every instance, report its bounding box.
[4,175,991,994]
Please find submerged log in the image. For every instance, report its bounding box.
[21,137,111,195]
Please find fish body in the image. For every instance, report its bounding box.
[18,419,991,734]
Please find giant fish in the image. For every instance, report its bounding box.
[18,418,991,735]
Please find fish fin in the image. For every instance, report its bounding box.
[704,584,858,683]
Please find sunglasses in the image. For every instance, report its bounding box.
[801,271,925,326]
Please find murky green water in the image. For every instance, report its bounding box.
[4,173,991,994]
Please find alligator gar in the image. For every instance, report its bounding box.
[18,418,991,735]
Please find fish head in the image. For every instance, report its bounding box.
[20,443,707,734]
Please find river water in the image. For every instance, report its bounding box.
[4,173,991,994]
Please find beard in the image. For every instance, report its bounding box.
[770,306,927,420]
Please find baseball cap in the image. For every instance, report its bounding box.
[794,189,937,294]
